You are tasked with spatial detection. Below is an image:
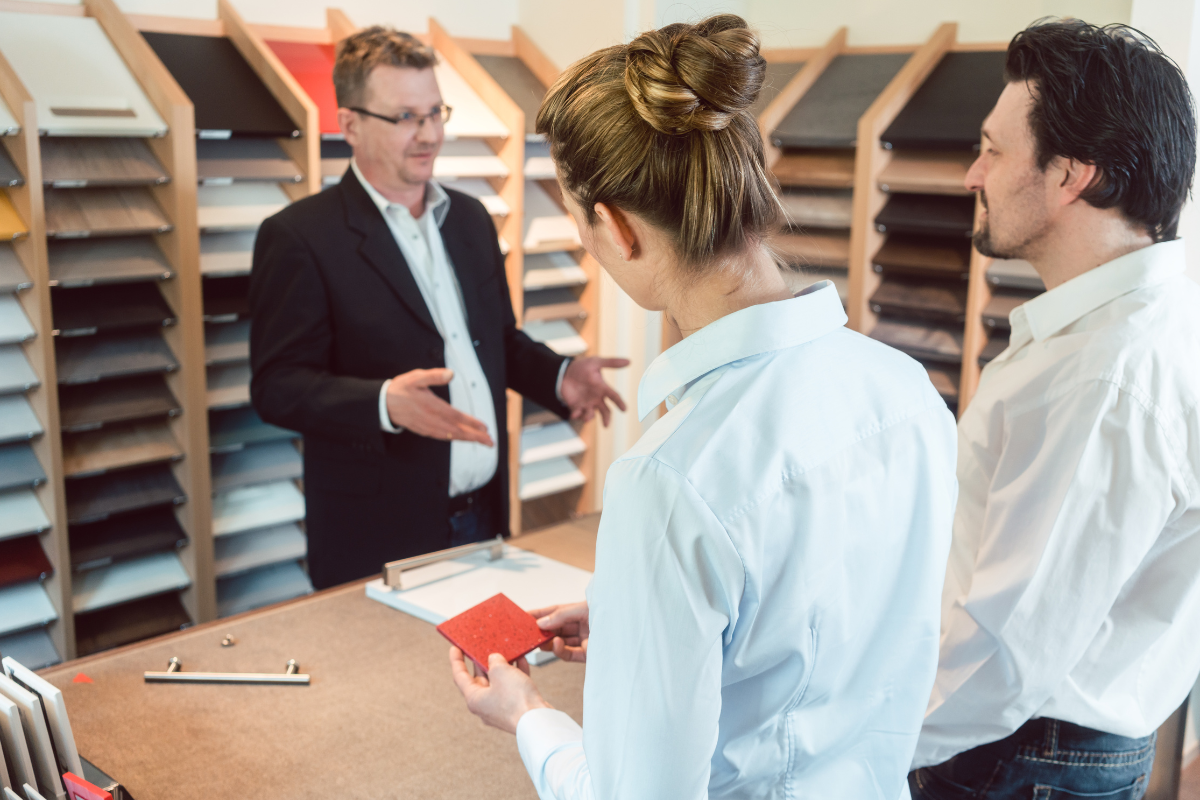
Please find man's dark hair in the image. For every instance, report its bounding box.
[1005,19,1196,241]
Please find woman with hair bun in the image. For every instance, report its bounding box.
[450,16,957,799]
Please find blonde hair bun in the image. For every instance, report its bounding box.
[624,15,766,136]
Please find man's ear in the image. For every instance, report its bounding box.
[337,108,358,147]
[593,202,638,261]
[1058,158,1100,206]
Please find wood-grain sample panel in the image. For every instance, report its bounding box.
[878,151,975,195]
[61,418,183,478]
[74,590,191,657]
[874,193,975,238]
[204,318,250,365]
[871,318,963,364]
[65,462,186,525]
[775,231,851,269]
[0,243,32,292]
[779,188,853,229]
[869,278,967,323]
[45,187,172,238]
[873,234,971,279]
[58,374,180,432]
[201,275,250,322]
[772,149,856,189]
[524,287,586,323]
[56,330,178,384]
[41,138,168,188]
[200,230,255,277]
[750,59,806,120]
[69,505,187,571]
[197,138,303,184]
[0,487,51,542]
[197,182,289,232]
[48,237,172,287]
[206,361,250,409]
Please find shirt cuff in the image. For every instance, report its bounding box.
[516,707,583,787]
[379,379,403,434]
[555,358,572,405]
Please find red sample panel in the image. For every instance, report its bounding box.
[0,534,53,588]
[63,773,113,800]
[267,40,339,136]
[437,593,553,672]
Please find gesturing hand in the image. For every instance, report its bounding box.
[449,648,551,735]
[561,357,629,426]
[386,368,494,446]
[530,602,589,663]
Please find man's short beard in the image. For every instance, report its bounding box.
[973,222,1014,259]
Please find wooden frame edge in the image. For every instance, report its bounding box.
[513,25,560,91]
[759,27,846,169]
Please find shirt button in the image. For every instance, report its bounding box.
[667,394,679,405]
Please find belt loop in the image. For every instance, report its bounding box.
[1044,719,1058,757]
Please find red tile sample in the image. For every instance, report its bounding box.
[437,593,553,673]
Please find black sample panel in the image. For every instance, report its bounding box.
[65,462,186,524]
[875,193,975,237]
[873,233,971,279]
[202,275,251,322]
[52,282,175,337]
[0,442,45,491]
[0,535,53,588]
[773,53,910,149]
[882,51,1008,151]
[475,55,547,137]
[141,32,299,138]
[749,60,805,120]
[210,440,302,493]
[70,505,187,570]
[870,279,968,323]
[58,374,180,432]
[75,591,191,657]
[0,145,22,188]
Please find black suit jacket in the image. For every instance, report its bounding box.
[248,169,568,589]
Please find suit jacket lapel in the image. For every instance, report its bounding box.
[440,193,489,342]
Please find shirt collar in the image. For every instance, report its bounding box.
[351,158,450,228]
[637,280,848,420]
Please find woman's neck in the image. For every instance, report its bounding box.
[665,247,794,338]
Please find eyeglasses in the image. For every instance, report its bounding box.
[349,104,453,129]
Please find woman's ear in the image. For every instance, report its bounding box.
[593,203,638,261]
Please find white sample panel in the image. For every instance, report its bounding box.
[0,693,35,794]
[987,258,1043,291]
[523,181,579,253]
[0,674,60,800]
[0,12,166,137]
[0,582,55,637]
[3,658,83,779]
[0,395,41,444]
[200,230,255,276]
[525,140,555,180]
[213,522,306,578]
[211,480,305,538]
[0,295,34,346]
[434,139,508,180]
[197,183,289,232]
[0,490,49,542]
[523,319,587,357]
[435,59,508,140]
[216,560,312,618]
[519,456,586,500]
[71,551,190,613]
[520,421,585,465]
[436,177,508,217]
[524,252,587,290]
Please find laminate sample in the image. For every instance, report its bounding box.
[0,12,166,137]
[70,505,186,571]
[750,60,806,119]
[775,231,851,269]
[0,345,37,395]
[210,440,302,494]
[475,54,548,138]
[211,479,305,538]
[522,319,587,357]
[0,294,34,345]
[520,421,585,465]
[206,362,251,409]
[0,581,55,637]
[979,334,1009,365]
[202,275,251,322]
[435,139,508,180]
[0,628,60,670]
[878,151,976,195]
[434,59,509,140]
[0,96,16,136]
[0,394,42,444]
[437,178,509,217]
[320,139,351,182]
[0,244,31,292]
[0,536,52,588]
[525,181,579,253]
[204,319,250,365]
[773,53,910,148]
[52,282,174,337]
[519,455,585,501]
[61,418,182,478]
[871,319,963,364]
[780,266,849,303]
[267,40,338,135]
[881,51,1008,151]
[987,258,1044,291]
[40,138,168,188]
[0,191,26,240]
[875,193,975,237]
[926,364,960,404]
[196,138,302,184]
[59,374,179,432]
[217,559,313,618]
[524,140,554,179]
[200,230,255,277]
[197,183,289,232]
[0,443,44,491]
[0,488,50,542]
[213,522,306,579]
[772,149,856,189]
[984,292,1033,330]
[208,406,298,453]
[65,462,185,525]
[524,287,586,323]
[524,252,587,290]
[141,32,298,138]
[72,550,190,613]
[56,330,177,384]
[870,279,967,323]
[45,187,171,238]
[0,145,21,188]
[74,591,191,657]
[873,234,971,278]
[48,237,172,287]
[778,188,853,229]
[522,398,559,428]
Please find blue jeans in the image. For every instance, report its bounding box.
[448,508,485,547]
[909,718,1156,799]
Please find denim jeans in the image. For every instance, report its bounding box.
[448,508,485,547]
[909,718,1156,799]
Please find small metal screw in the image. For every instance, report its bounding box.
[221,634,236,647]
[166,657,182,673]
[285,660,299,675]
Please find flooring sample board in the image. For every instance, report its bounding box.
[520,421,585,465]
[871,319,963,364]
[141,32,298,139]
[984,292,1034,330]
[0,96,16,136]
[0,146,21,189]
[435,59,509,140]
[0,345,38,396]
[61,419,181,478]
[70,505,186,571]
[925,364,959,403]
[0,245,31,293]
[64,463,185,525]
[216,559,312,618]
[208,406,297,453]
[72,550,189,613]
[0,395,41,444]
[206,362,250,409]
[875,193,975,237]
[209,440,302,494]
[773,53,910,148]
[873,234,972,279]
[0,629,59,671]
[779,189,853,229]
[44,187,171,238]
[524,140,554,180]
[0,295,34,345]
[878,151,975,195]
[73,591,190,657]
[882,51,1008,151]
[56,330,177,384]
[51,282,173,337]
[199,230,255,277]
[0,536,51,588]
[0,687,37,793]
[0,444,44,492]
[211,479,305,538]
[437,593,553,673]
[267,40,337,135]
[212,522,306,579]
[519,455,585,500]
[197,183,289,232]
[475,54,547,138]
[0,489,50,542]
[0,191,25,240]
[0,671,61,799]
[870,279,967,323]
[522,398,559,428]
[437,178,509,217]
[48,237,171,288]
[40,138,167,188]
[780,267,849,304]
[749,60,806,119]
[524,181,578,253]
[0,581,55,637]
[524,252,587,290]
[2,657,85,780]
[435,139,508,180]
[58,374,179,432]
[0,12,166,137]
[196,138,302,184]
[774,149,856,187]
[204,319,250,365]
[524,287,585,323]
[523,319,587,357]
[987,258,1044,291]
[775,231,850,269]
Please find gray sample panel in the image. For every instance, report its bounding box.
[882,51,1007,151]
[0,243,31,292]
[749,60,805,120]
[48,237,172,287]
[0,394,42,443]
[59,374,180,432]
[0,145,21,188]
[875,193,975,238]
[773,53,910,149]
[208,406,298,453]
[56,330,178,384]
[0,628,60,670]
[870,278,967,323]
[69,505,186,570]
[0,442,45,491]
[197,138,303,183]
[216,560,312,618]
[204,318,250,365]
[0,344,38,395]
[0,294,34,345]
[475,55,547,138]
[65,462,186,524]
[210,440,302,493]
[871,319,963,364]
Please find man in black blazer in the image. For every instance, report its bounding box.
[249,27,626,590]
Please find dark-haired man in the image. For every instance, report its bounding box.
[909,19,1200,798]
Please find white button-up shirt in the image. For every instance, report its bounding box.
[516,282,958,799]
[914,239,1200,769]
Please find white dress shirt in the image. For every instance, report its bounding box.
[914,239,1200,769]
[515,281,958,799]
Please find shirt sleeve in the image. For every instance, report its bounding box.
[515,455,744,799]
[378,379,403,434]
[555,358,571,405]
[914,379,1184,768]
